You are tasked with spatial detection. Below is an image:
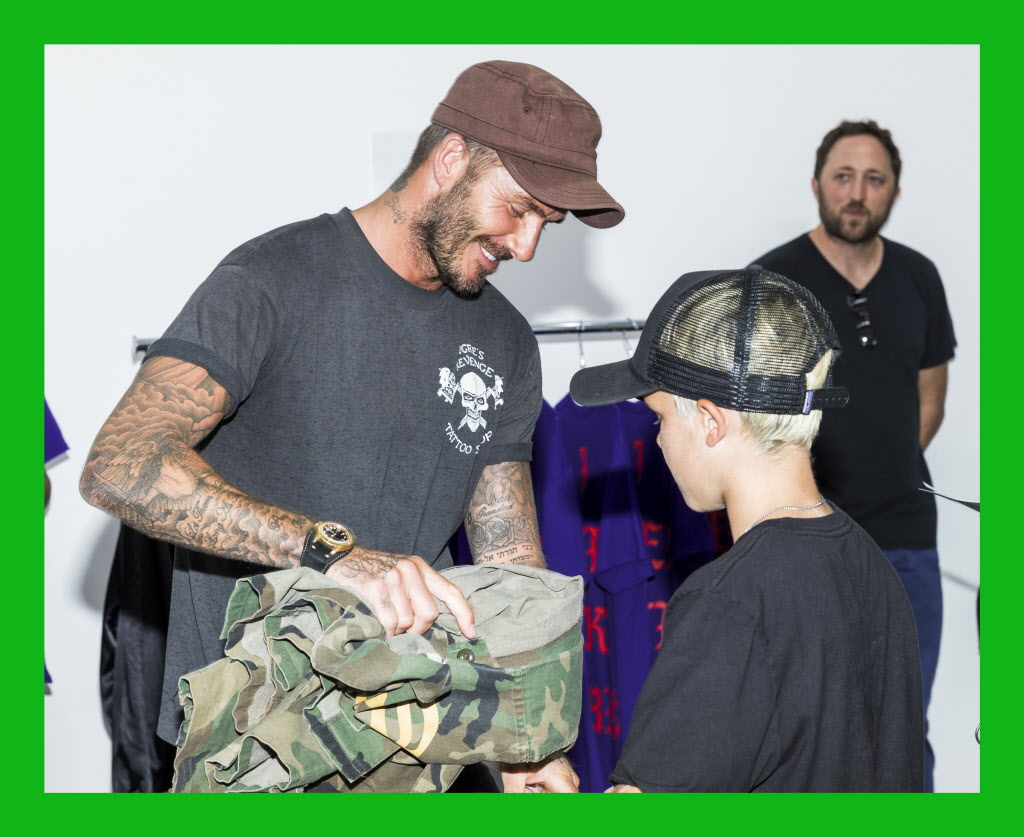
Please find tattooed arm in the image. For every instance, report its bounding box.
[464,461,545,568]
[467,462,582,793]
[80,356,476,635]
[80,356,312,568]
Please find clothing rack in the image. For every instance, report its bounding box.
[531,319,645,336]
[131,318,647,358]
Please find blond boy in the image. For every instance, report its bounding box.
[571,267,923,792]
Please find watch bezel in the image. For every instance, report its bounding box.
[313,521,356,557]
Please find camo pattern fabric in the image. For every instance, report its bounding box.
[172,563,583,792]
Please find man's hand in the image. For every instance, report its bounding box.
[604,784,642,793]
[500,754,579,793]
[326,547,475,639]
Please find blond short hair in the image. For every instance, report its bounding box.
[662,276,836,453]
[672,349,832,454]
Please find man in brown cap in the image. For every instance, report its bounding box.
[81,60,622,792]
[359,60,622,298]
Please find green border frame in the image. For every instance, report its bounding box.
[27,0,996,822]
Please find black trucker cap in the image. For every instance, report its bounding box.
[570,266,850,414]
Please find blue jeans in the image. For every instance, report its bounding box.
[883,548,942,793]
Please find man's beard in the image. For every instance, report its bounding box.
[818,195,895,244]
[411,173,512,300]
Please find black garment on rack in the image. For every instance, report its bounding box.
[99,524,176,792]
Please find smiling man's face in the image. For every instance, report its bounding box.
[412,162,565,298]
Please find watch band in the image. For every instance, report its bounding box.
[300,521,356,573]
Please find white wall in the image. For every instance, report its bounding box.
[44,44,979,792]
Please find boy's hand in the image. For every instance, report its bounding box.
[604,783,642,793]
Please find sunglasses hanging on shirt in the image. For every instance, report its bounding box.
[846,290,878,349]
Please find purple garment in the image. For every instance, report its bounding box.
[615,400,715,568]
[614,400,716,659]
[554,395,650,791]
[45,399,69,464]
[611,400,716,740]
[45,399,69,689]
[448,524,473,566]
[553,395,650,592]
[530,401,586,576]
[572,581,624,791]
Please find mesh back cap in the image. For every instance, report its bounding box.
[570,266,849,414]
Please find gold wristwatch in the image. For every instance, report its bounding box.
[300,521,356,572]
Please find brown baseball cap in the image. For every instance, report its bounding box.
[431,60,624,229]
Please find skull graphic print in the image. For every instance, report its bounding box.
[456,371,505,431]
[437,344,506,454]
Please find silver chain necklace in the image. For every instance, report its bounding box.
[743,497,826,536]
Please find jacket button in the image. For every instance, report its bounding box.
[456,648,474,662]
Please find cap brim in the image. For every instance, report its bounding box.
[498,151,624,229]
[570,359,656,407]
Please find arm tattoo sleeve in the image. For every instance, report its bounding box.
[465,461,545,568]
[80,357,311,568]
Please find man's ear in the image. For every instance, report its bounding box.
[811,176,821,201]
[695,399,728,447]
[431,133,470,190]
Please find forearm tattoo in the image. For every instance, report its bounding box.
[465,462,545,567]
[80,357,311,568]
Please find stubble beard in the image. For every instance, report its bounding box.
[411,173,511,300]
[818,195,895,245]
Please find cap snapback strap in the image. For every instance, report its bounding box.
[802,386,850,413]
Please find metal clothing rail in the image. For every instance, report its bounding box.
[132,318,647,357]
[531,319,645,336]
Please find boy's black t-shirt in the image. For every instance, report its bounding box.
[610,507,924,792]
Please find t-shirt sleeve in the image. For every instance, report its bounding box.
[143,264,280,418]
[918,259,957,369]
[610,589,778,792]
[478,336,542,465]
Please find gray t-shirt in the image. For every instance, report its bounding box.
[147,209,542,743]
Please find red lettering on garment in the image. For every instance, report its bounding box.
[605,687,621,739]
[633,439,644,484]
[583,524,600,573]
[589,686,603,733]
[588,686,621,738]
[645,521,673,570]
[606,684,622,737]
[584,605,609,654]
[648,600,667,650]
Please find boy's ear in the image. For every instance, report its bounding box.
[695,399,728,447]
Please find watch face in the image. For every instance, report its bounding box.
[315,521,355,555]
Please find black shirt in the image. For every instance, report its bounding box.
[611,507,924,792]
[145,210,542,744]
[755,235,956,549]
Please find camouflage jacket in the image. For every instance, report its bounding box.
[172,563,583,792]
